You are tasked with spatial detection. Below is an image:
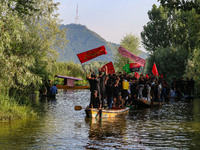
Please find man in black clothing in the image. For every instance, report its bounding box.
[98,67,107,108]
[91,90,102,109]
[130,78,138,105]
[87,70,100,108]
[106,77,114,109]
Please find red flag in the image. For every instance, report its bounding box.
[101,62,115,74]
[146,74,149,79]
[134,72,140,79]
[152,62,159,77]
[160,74,163,79]
[77,46,107,63]
[130,63,140,68]
[118,46,145,67]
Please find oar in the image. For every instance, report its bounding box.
[95,109,102,118]
[74,105,85,110]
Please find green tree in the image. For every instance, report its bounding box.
[158,0,200,14]
[141,4,200,54]
[0,1,66,98]
[114,33,141,72]
[146,46,188,80]
[184,48,200,94]
[142,4,199,82]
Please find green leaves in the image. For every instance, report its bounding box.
[0,0,66,97]
[114,33,141,72]
[146,46,188,80]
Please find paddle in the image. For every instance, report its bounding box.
[74,105,85,110]
[95,109,102,118]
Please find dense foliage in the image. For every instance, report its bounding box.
[0,0,66,121]
[114,34,141,72]
[158,0,200,14]
[142,2,200,93]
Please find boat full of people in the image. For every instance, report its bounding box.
[82,66,195,115]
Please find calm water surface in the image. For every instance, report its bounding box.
[1,89,200,149]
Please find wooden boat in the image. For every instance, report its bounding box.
[40,94,56,98]
[56,85,90,90]
[136,98,163,108]
[85,107,130,118]
[126,105,135,110]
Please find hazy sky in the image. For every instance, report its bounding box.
[54,0,160,50]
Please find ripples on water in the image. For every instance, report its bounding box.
[0,90,200,149]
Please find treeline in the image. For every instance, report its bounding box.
[141,0,200,93]
[0,1,66,121]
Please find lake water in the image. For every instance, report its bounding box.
[0,89,200,149]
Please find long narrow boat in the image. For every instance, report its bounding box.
[136,98,163,108]
[85,107,130,118]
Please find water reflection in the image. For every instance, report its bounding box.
[0,90,200,149]
[85,117,131,149]
[86,117,127,140]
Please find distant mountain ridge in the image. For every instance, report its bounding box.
[57,24,148,63]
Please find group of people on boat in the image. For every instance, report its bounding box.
[87,67,195,110]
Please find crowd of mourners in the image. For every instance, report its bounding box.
[86,67,195,110]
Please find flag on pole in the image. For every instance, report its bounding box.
[118,46,145,67]
[101,62,115,74]
[123,63,140,74]
[160,74,163,79]
[134,72,140,79]
[146,74,149,79]
[77,46,107,63]
[152,62,159,77]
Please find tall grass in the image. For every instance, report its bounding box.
[0,94,37,122]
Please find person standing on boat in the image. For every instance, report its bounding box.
[138,76,145,99]
[87,68,100,108]
[98,66,108,108]
[90,90,102,109]
[147,82,151,101]
[106,75,114,109]
[113,74,120,105]
[130,78,138,104]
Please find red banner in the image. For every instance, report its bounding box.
[118,46,145,67]
[152,62,159,77]
[101,62,115,74]
[77,46,107,63]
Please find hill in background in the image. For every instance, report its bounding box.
[57,24,148,63]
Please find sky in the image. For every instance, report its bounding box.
[54,0,160,51]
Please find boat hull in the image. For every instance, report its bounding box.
[85,108,130,118]
[56,85,90,90]
[136,98,163,108]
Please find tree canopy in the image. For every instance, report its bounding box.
[142,1,200,91]
[0,0,66,97]
[114,34,141,72]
